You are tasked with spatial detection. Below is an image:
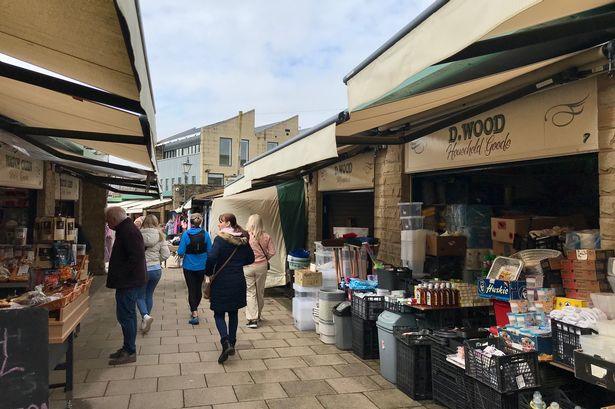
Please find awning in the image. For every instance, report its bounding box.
[0,0,159,192]
[344,0,615,112]
[121,198,171,214]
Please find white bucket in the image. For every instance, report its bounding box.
[319,333,336,344]
[401,229,426,276]
[318,319,335,336]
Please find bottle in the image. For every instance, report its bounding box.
[415,284,423,305]
[529,391,546,409]
[426,284,434,306]
[548,403,560,409]
[433,283,441,306]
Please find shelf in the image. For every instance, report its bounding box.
[550,361,574,373]
[410,304,486,311]
[0,281,29,288]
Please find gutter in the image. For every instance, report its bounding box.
[343,0,448,84]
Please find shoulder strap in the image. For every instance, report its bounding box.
[209,247,238,284]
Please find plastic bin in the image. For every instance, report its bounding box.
[401,216,424,230]
[394,328,432,400]
[315,250,335,269]
[401,229,426,276]
[377,313,417,383]
[398,202,423,217]
[552,319,597,368]
[292,296,316,331]
[352,316,379,359]
[318,289,345,321]
[333,301,352,350]
[377,267,411,291]
[288,254,310,270]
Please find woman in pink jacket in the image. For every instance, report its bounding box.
[243,214,276,328]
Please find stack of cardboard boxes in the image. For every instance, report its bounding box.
[490,216,559,256]
[561,249,614,300]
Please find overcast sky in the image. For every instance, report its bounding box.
[140,1,431,140]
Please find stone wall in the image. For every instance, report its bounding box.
[374,145,403,265]
[80,182,107,276]
[598,74,615,249]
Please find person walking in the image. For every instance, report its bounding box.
[244,214,276,329]
[105,206,147,365]
[177,213,212,325]
[137,215,170,334]
[206,213,254,364]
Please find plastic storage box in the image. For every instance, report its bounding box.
[401,216,424,230]
[398,202,422,217]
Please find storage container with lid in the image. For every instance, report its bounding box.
[398,202,422,217]
[376,310,417,383]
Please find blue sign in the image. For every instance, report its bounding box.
[477,278,527,301]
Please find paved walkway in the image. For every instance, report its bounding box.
[50,267,444,409]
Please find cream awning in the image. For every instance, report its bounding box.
[0,0,158,184]
[224,176,252,197]
[344,0,615,112]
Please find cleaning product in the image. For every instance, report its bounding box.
[548,403,560,409]
[530,391,547,409]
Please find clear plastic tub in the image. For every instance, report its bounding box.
[400,216,424,230]
[398,202,423,217]
[315,251,335,269]
[590,293,615,320]
[596,320,615,337]
[580,334,615,361]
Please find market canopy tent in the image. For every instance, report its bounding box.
[211,180,306,288]
[0,0,159,195]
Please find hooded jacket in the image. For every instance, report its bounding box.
[141,228,170,269]
[107,218,147,289]
[205,231,255,312]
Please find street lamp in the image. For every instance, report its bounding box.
[182,158,192,205]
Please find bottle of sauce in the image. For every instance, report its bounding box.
[434,283,442,306]
[442,282,450,306]
[415,284,423,305]
[426,284,434,306]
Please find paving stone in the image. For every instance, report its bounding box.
[334,362,378,377]
[70,395,130,409]
[199,350,240,362]
[339,353,362,364]
[158,374,206,391]
[285,338,324,347]
[252,339,290,349]
[196,334,221,343]
[223,358,267,372]
[238,348,279,359]
[293,366,342,381]
[301,354,347,366]
[161,335,197,344]
[271,325,298,332]
[139,343,179,355]
[178,328,215,336]
[158,352,200,364]
[280,379,336,397]
[213,402,268,409]
[263,332,298,340]
[206,372,255,387]
[235,332,266,340]
[86,366,135,382]
[275,346,317,357]
[234,382,288,401]
[266,396,326,409]
[129,390,184,409]
[294,332,320,339]
[134,363,180,378]
[181,361,227,375]
[249,368,298,384]
[50,381,107,399]
[369,374,396,389]
[325,376,380,393]
[309,345,340,355]
[364,389,423,408]
[179,342,218,352]
[264,357,308,369]
[317,393,379,409]
[106,377,157,396]
[184,386,237,406]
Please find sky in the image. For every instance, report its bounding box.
[140,1,432,141]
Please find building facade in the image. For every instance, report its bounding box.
[156,111,299,195]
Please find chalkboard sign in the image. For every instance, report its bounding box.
[0,308,49,409]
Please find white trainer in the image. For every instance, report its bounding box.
[142,314,154,334]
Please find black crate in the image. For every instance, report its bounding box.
[468,376,518,409]
[573,350,615,392]
[518,389,582,409]
[431,355,473,409]
[552,319,597,368]
[464,338,539,393]
[351,294,384,320]
[351,316,379,359]
[395,328,432,400]
[428,334,463,365]
[384,299,413,314]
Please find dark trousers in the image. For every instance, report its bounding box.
[183,269,205,312]
[214,310,239,344]
[115,288,139,354]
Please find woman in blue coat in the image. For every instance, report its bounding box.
[205,213,254,364]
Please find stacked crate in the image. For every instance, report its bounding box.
[561,249,614,300]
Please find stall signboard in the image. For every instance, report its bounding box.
[318,152,374,191]
[54,173,80,201]
[477,278,527,301]
[0,308,49,409]
[405,78,598,173]
[0,143,43,189]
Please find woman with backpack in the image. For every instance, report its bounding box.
[137,214,170,333]
[177,213,212,325]
[205,213,254,364]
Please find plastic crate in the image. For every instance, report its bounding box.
[464,338,539,393]
[384,299,413,314]
[468,376,518,409]
[552,319,597,368]
[394,328,432,400]
[518,389,582,409]
[431,355,473,409]
[351,294,384,320]
[351,316,379,359]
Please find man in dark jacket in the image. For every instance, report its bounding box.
[105,206,147,365]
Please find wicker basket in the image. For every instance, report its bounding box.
[511,249,562,275]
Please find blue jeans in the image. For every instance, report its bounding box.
[115,288,139,354]
[137,268,162,317]
[213,310,238,344]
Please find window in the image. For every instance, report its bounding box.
[197,144,200,153]
[219,137,232,166]
[208,173,224,186]
[165,178,169,191]
[240,139,249,166]
[192,176,196,184]
[267,141,278,151]
[171,178,175,186]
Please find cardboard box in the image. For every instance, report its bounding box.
[573,270,606,281]
[490,216,558,244]
[539,257,562,272]
[53,217,66,241]
[560,259,573,272]
[294,269,322,287]
[477,278,527,301]
[65,217,76,242]
[492,240,516,256]
[33,244,53,268]
[566,249,615,261]
[426,235,466,256]
[562,278,611,292]
[565,290,593,300]
[572,260,607,273]
[499,328,553,354]
[555,297,589,309]
[36,217,54,242]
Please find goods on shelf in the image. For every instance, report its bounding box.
[451,282,491,307]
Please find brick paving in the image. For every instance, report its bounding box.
[50,267,445,409]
